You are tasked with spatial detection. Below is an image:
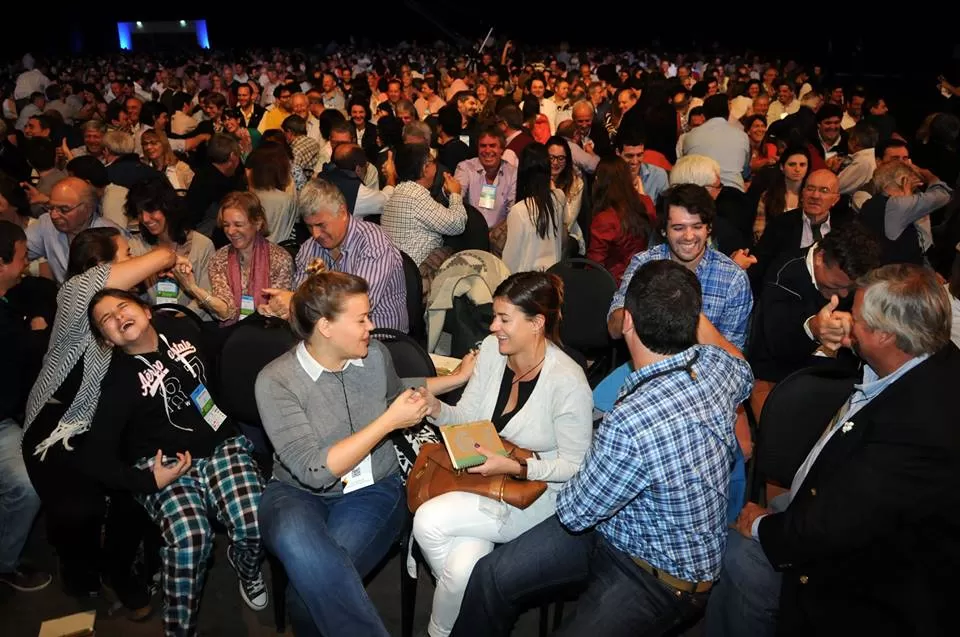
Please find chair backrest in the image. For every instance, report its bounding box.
[399,250,426,342]
[547,258,617,352]
[371,327,437,378]
[444,204,490,253]
[217,318,298,425]
[152,303,205,338]
[755,364,857,488]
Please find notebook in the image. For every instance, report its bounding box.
[38,610,96,637]
[439,420,508,469]
[429,353,462,376]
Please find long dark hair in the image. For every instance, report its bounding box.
[124,177,191,245]
[67,227,121,279]
[545,136,574,194]
[494,271,564,343]
[592,156,651,239]
[762,145,811,218]
[516,143,560,240]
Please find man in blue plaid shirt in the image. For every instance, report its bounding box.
[450,260,754,637]
[607,184,753,350]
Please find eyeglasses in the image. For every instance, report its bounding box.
[41,203,83,215]
[548,155,567,163]
[803,185,837,195]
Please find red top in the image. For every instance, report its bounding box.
[586,196,657,284]
[643,151,673,173]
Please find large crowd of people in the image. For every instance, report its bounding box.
[1,36,959,637]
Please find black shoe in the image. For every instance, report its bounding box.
[0,565,52,592]
[226,545,268,611]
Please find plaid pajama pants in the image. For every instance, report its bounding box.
[135,436,264,637]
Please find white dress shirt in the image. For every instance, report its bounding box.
[837,148,877,195]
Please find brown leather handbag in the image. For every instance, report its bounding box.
[406,441,547,513]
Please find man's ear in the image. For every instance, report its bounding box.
[621,308,635,336]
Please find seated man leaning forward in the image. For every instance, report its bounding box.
[449,260,754,637]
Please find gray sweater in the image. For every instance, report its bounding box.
[255,338,404,494]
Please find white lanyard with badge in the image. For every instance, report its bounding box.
[135,333,227,431]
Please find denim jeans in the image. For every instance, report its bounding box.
[0,419,40,572]
[258,472,406,637]
[704,493,789,637]
[450,515,709,637]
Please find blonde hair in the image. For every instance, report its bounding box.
[141,129,178,169]
[217,191,270,237]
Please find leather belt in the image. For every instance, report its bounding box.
[631,556,713,594]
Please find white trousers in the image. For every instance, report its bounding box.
[412,490,556,637]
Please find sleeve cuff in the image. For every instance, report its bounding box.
[751,513,767,541]
[803,316,816,341]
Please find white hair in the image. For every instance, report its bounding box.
[669,154,721,187]
[103,130,135,155]
[298,178,347,219]
[858,264,951,356]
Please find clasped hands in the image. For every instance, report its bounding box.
[809,294,854,354]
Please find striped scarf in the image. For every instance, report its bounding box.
[23,264,113,460]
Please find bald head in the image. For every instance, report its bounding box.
[332,143,368,174]
[801,169,840,223]
[48,177,97,235]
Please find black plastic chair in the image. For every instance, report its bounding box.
[151,303,205,336]
[215,317,297,632]
[750,364,857,503]
[399,251,427,345]
[547,258,618,385]
[371,327,437,378]
[444,204,490,253]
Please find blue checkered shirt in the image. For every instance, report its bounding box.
[557,345,753,581]
[608,244,753,349]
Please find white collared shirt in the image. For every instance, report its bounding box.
[801,212,831,250]
[296,342,364,382]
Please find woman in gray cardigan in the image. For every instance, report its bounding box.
[254,271,473,637]
[415,272,594,637]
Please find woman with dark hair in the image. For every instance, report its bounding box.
[125,177,215,316]
[20,226,186,610]
[258,132,307,192]
[414,271,593,637]
[255,272,474,636]
[82,288,268,635]
[347,97,379,161]
[244,144,297,243]
[415,77,446,120]
[223,107,261,161]
[502,143,566,272]
[742,114,779,175]
[754,145,811,241]
[545,136,585,251]
[587,156,657,283]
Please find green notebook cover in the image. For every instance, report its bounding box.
[439,421,509,469]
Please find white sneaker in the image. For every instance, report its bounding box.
[227,545,268,611]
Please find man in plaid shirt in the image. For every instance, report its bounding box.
[283,114,320,180]
[451,260,753,637]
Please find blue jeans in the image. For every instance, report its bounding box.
[704,494,788,637]
[258,472,406,637]
[0,419,40,573]
[450,515,708,637]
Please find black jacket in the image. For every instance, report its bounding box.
[80,315,238,494]
[106,154,159,189]
[749,251,856,382]
[758,344,960,637]
[750,208,852,291]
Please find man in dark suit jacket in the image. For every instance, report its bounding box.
[736,168,850,289]
[749,223,880,383]
[708,263,960,637]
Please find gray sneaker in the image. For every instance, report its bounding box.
[0,565,53,592]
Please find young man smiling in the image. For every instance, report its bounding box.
[608,184,753,350]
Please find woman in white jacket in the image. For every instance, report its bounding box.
[501,143,566,273]
[415,271,593,637]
